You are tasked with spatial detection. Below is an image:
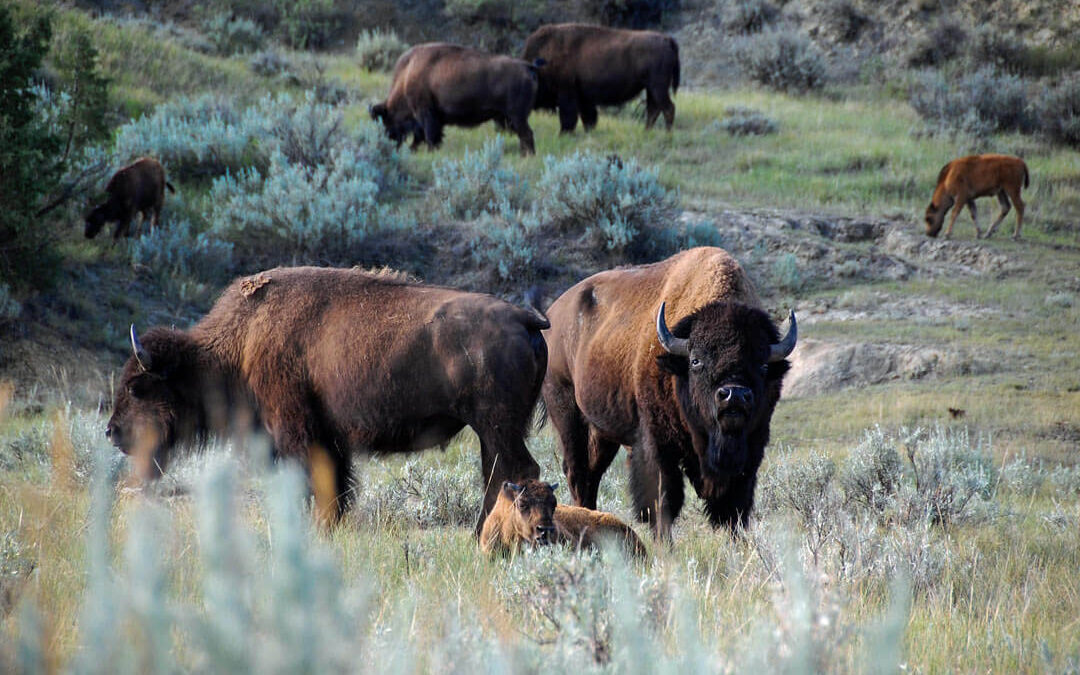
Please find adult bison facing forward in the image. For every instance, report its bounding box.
[542,248,796,538]
[85,157,175,240]
[107,266,548,529]
[522,23,679,132]
[369,43,542,155]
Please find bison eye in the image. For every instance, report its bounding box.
[690,357,702,369]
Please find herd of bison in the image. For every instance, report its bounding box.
[88,22,1034,556]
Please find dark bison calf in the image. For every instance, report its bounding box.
[522,23,680,132]
[370,43,543,156]
[106,266,549,529]
[85,157,175,240]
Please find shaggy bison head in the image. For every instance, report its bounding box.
[84,203,114,239]
[500,479,558,546]
[106,325,223,480]
[655,301,796,479]
[369,102,421,147]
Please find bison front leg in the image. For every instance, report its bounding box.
[966,200,983,239]
[628,438,684,540]
[557,94,579,133]
[579,100,599,132]
[508,117,536,156]
[943,198,966,239]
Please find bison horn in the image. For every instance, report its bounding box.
[768,311,798,363]
[130,324,152,372]
[656,302,689,357]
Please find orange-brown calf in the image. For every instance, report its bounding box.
[480,479,647,558]
[925,154,1029,240]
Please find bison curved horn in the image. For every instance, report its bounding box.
[130,324,152,372]
[768,310,798,363]
[656,302,689,357]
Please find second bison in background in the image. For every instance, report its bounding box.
[85,157,175,240]
[542,247,796,538]
[925,153,1029,240]
[522,23,679,132]
[370,43,543,155]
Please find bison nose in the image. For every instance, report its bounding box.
[717,386,754,409]
[535,525,556,545]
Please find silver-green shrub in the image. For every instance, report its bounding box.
[723,0,779,35]
[735,28,828,93]
[840,426,904,513]
[114,94,261,180]
[772,252,804,293]
[127,219,234,284]
[718,106,778,136]
[430,137,530,221]
[355,28,407,72]
[901,427,996,526]
[1033,74,1080,148]
[207,148,394,261]
[909,67,1034,137]
[202,12,265,55]
[536,151,678,258]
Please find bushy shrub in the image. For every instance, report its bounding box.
[909,68,1034,137]
[469,203,540,282]
[723,0,779,34]
[248,50,292,77]
[906,18,966,67]
[430,137,530,220]
[736,29,828,93]
[207,149,393,262]
[840,427,904,512]
[127,219,234,284]
[355,28,407,72]
[772,252,804,293]
[819,0,868,42]
[536,151,678,259]
[719,105,778,136]
[999,454,1044,496]
[1033,74,1080,148]
[1047,464,1080,497]
[585,0,678,28]
[758,450,838,522]
[902,427,995,526]
[255,91,349,168]
[202,12,265,55]
[273,0,341,50]
[965,26,1026,71]
[113,95,261,180]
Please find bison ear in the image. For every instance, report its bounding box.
[547,482,558,492]
[656,353,688,377]
[502,481,522,498]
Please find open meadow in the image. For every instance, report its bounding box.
[2,0,1080,672]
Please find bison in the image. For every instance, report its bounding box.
[480,479,646,557]
[106,266,549,529]
[369,43,543,156]
[925,153,1029,240]
[542,247,796,538]
[522,23,679,133]
[85,157,175,240]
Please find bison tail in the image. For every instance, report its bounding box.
[670,38,680,95]
[1024,165,1030,189]
[166,181,176,194]
[522,287,550,330]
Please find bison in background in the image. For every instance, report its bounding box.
[522,23,679,132]
[85,157,175,240]
[480,479,646,558]
[106,266,549,529]
[925,154,1029,240]
[542,247,796,538]
[370,43,543,156]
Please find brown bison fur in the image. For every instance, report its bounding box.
[522,23,679,133]
[85,157,175,240]
[107,266,549,530]
[542,247,796,538]
[480,479,646,558]
[925,153,1029,240]
[370,43,542,156]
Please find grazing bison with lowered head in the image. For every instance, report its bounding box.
[106,266,548,529]
[522,23,679,133]
[480,479,647,558]
[542,247,796,538]
[369,43,543,156]
[925,154,1029,240]
[85,157,175,240]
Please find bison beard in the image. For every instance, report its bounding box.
[106,267,549,531]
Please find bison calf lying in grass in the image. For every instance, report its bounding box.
[370,43,543,155]
[85,157,175,240]
[480,479,647,558]
[925,153,1029,240]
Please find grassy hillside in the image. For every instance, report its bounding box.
[2,1,1080,671]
